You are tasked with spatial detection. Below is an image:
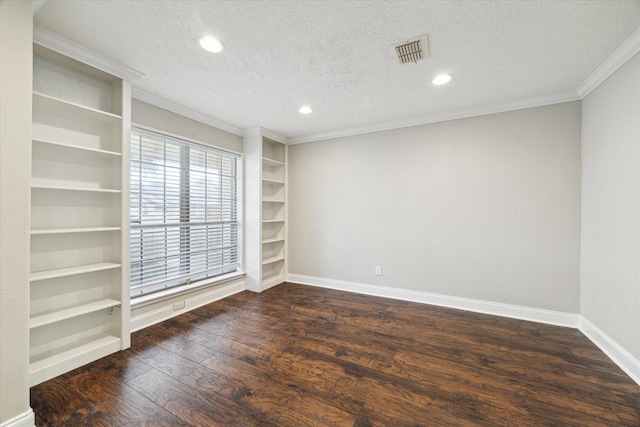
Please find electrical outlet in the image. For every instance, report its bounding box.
[375,265,382,276]
[173,301,186,311]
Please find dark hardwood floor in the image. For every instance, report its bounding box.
[31,282,640,426]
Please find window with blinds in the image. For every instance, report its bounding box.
[130,128,241,298]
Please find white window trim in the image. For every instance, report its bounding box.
[129,124,244,301]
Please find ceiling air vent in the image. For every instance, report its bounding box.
[395,35,429,64]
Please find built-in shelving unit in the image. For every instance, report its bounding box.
[245,129,287,292]
[28,39,140,386]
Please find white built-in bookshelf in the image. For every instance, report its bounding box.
[245,129,287,291]
[29,39,139,386]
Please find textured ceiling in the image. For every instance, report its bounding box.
[34,1,640,141]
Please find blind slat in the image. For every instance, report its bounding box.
[130,128,241,298]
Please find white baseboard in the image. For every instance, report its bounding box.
[1,409,34,427]
[287,274,580,328]
[287,274,640,386]
[130,280,245,332]
[261,275,286,292]
[579,317,640,386]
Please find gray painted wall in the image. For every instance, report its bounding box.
[581,52,640,362]
[132,99,243,153]
[0,1,33,423]
[288,102,582,313]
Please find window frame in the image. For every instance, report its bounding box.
[129,125,243,300]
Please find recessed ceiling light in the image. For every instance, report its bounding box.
[432,73,452,86]
[298,106,313,114]
[198,36,224,53]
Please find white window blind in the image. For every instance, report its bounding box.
[130,128,241,298]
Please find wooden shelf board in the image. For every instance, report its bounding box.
[262,157,285,167]
[262,178,285,185]
[29,334,121,387]
[30,262,121,282]
[32,138,122,157]
[31,226,121,235]
[33,91,122,122]
[262,256,285,266]
[31,184,121,194]
[262,237,285,244]
[30,298,121,329]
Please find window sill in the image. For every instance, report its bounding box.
[130,271,245,309]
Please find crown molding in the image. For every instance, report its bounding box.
[289,91,579,144]
[261,127,289,144]
[243,127,289,144]
[577,26,640,99]
[132,87,244,137]
[33,27,144,82]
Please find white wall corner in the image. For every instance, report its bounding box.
[579,317,640,386]
[576,26,640,99]
[243,126,263,139]
[287,274,580,328]
[0,409,35,427]
[243,127,289,145]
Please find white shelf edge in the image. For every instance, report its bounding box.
[30,262,121,282]
[31,184,121,194]
[30,298,121,329]
[29,334,121,387]
[262,237,285,244]
[33,91,122,121]
[262,178,285,185]
[30,226,121,235]
[262,198,285,203]
[262,157,285,166]
[32,138,122,157]
[262,256,285,266]
[262,219,285,223]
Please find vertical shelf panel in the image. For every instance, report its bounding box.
[262,137,287,289]
[29,43,130,386]
[245,131,288,292]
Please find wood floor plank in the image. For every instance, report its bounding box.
[30,376,91,426]
[135,322,217,363]
[126,368,264,427]
[31,282,640,426]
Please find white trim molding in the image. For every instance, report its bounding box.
[133,88,244,137]
[576,26,640,99]
[245,127,289,145]
[0,409,35,427]
[287,274,580,328]
[288,92,580,145]
[579,317,640,386]
[130,280,245,332]
[33,27,143,82]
